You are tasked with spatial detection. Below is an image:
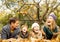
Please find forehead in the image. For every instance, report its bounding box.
[33,26,39,29]
[22,26,28,29]
[22,27,27,29]
[15,20,19,23]
[47,16,53,19]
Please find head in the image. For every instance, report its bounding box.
[32,23,40,33]
[21,25,28,33]
[45,12,57,29]
[9,17,19,29]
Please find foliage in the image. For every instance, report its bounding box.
[0,0,60,31]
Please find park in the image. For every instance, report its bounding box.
[0,0,60,42]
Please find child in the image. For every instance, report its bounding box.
[18,24,29,39]
[30,22,42,39]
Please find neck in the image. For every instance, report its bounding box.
[23,32,26,35]
[48,25,53,31]
[23,33,26,35]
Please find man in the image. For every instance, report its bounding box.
[1,17,20,39]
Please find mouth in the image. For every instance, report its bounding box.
[35,30,39,32]
[47,21,52,25]
[48,21,51,23]
[23,30,26,32]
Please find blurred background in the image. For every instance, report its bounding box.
[0,0,60,32]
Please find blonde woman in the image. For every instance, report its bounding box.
[42,12,60,40]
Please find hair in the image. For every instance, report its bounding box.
[20,24,28,30]
[45,18,56,30]
[9,17,19,24]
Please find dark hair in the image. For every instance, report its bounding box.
[9,17,19,24]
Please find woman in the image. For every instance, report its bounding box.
[42,12,60,40]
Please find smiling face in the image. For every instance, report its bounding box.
[33,26,40,33]
[11,21,19,29]
[21,25,28,33]
[10,20,19,30]
[9,17,19,30]
[46,16,54,26]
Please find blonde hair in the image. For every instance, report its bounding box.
[20,24,28,31]
[45,19,56,30]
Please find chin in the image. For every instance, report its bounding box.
[23,31,26,33]
[47,23,51,25]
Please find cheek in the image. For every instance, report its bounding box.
[14,24,16,27]
[17,23,19,26]
[22,29,27,32]
[34,28,37,31]
[15,23,19,26]
[14,24,17,27]
[13,24,17,28]
[22,28,27,31]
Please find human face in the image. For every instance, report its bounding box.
[46,16,54,26]
[22,26,28,33]
[33,26,39,33]
[11,21,19,29]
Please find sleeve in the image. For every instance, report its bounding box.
[15,28,20,39]
[56,26,60,32]
[1,27,7,39]
[43,27,46,33]
[17,28,20,35]
[43,26,53,36]
[55,27,58,33]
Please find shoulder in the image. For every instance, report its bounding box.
[42,26,47,30]
[2,24,10,30]
[41,25,47,29]
[30,31,34,35]
[16,27,20,30]
[16,27,20,33]
[56,25,60,32]
[16,26,20,30]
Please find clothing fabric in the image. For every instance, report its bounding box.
[1,24,20,39]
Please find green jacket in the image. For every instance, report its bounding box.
[43,26,58,39]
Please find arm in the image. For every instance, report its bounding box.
[53,32,60,36]
[41,28,45,36]
[53,27,60,38]
[1,27,7,39]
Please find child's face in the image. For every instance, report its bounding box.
[46,16,54,25]
[22,26,28,33]
[33,26,39,33]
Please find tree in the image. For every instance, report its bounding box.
[0,0,60,27]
